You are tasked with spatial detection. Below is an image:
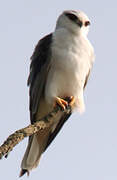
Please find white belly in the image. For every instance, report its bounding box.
[45,29,93,113]
[45,53,89,113]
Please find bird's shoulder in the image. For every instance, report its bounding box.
[27,33,53,86]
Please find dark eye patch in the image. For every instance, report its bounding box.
[65,13,78,22]
[65,13,83,27]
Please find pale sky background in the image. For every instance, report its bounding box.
[0,0,117,180]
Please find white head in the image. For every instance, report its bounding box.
[56,10,90,36]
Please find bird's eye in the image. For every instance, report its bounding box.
[65,13,82,27]
[84,21,90,27]
[65,13,78,21]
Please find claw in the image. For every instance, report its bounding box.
[55,97,68,110]
[55,96,75,110]
[69,96,75,106]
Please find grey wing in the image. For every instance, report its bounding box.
[84,51,95,89]
[28,33,71,152]
[83,70,91,89]
[28,33,52,123]
[44,112,71,151]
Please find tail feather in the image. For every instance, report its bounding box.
[21,135,40,171]
[19,169,29,177]
[20,102,71,177]
[20,128,51,176]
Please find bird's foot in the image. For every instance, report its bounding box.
[68,96,75,106]
[55,97,68,110]
[55,96,75,111]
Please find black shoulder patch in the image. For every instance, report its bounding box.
[28,33,52,87]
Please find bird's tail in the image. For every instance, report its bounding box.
[20,130,50,177]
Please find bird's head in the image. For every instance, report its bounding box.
[56,10,90,36]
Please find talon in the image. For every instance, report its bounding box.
[55,97,68,110]
[69,96,75,106]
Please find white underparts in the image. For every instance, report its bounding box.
[45,28,94,113]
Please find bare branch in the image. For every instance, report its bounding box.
[0,104,71,159]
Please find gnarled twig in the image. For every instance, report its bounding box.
[0,104,71,159]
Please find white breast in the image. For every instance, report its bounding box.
[45,28,94,113]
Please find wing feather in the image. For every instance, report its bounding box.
[27,33,72,152]
[44,112,71,151]
[28,33,52,123]
[83,70,90,89]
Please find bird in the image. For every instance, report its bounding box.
[19,10,95,177]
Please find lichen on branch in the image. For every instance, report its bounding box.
[0,104,71,159]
